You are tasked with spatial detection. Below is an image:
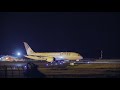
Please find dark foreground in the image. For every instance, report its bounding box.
[0,61,120,78]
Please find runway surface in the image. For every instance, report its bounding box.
[0,59,120,78]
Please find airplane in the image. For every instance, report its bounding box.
[23,42,83,63]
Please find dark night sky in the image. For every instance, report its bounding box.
[0,12,120,59]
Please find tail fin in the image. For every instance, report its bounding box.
[23,42,34,55]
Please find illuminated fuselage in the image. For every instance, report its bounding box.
[25,52,83,61]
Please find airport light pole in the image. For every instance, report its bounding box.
[100,50,103,59]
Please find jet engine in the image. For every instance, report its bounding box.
[46,57,55,62]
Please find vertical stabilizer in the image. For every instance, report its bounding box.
[23,42,34,55]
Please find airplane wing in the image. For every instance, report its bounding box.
[24,55,55,62]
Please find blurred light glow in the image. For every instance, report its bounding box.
[17,52,21,56]
[60,56,63,58]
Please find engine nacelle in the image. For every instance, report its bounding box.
[46,57,55,62]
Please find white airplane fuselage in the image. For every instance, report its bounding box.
[25,52,82,60]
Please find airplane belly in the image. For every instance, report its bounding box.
[65,56,81,60]
[25,56,46,60]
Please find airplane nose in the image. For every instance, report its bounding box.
[79,56,83,59]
